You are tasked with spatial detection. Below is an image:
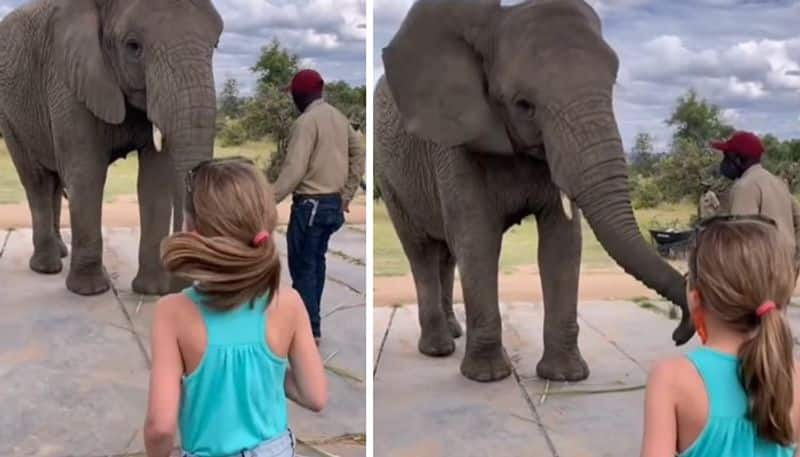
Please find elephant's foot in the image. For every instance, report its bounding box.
[418,330,455,357]
[447,315,463,338]
[536,348,589,382]
[132,268,173,296]
[66,264,109,296]
[29,248,63,274]
[460,345,512,382]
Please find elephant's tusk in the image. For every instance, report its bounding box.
[561,191,573,221]
[153,125,163,152]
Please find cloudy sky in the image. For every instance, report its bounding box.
[374,0,800,151]
[0,0,366,95]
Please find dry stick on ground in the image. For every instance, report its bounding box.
[538,380,551,405]
[529,384,647,396]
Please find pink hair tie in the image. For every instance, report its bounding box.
[756,301,777,318]
[252,231,270,247]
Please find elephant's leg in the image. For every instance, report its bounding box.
[53,179,68,258]
[409,239,456,356]
[439,247,462,338]
[4,131,63,273]
[535,199,589,381]
[54,120,110,295]
[453,231,511,382]
[381,184,454,356]
[132,146,173,295]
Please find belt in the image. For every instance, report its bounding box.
[293,193,341,199]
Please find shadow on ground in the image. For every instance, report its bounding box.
[373,298,714,457]
[0,226,366,457]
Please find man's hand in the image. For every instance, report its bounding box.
[343,199,351,213]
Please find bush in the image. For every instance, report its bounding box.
[630,175,663,209]
[218,119,249,147]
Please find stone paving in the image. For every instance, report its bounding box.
[374,298,709,457]
[0,226,366,457]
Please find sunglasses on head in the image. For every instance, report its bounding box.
[686,214,777,285]
[184,156,256,213]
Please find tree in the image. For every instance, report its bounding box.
[666,89,734,146]
[218,77,243,119]
[251,39,300,91]
[326,81,366,131]
[629,132,660,176]
[655,138,729,204]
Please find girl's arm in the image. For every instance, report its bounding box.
[641,359,678,457]
[284,290,327,412]
[144,297,184,457]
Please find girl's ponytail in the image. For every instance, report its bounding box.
[690,219,796,446]
[161,158,282,310]
[739,304,795,445]
[162,231,281,310]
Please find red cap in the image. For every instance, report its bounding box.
[289,69,324,96]
[710,131,764,161]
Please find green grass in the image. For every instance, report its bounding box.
[373,200,696,277]
[0,139,275,204]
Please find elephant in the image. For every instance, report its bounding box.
[0,0,222,295]
[375,0,695,383]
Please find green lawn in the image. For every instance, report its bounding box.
[0,139,275,204]
[373,201,696,277]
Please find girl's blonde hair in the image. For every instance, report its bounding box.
[161,158,280,311]
[688,219,795,445]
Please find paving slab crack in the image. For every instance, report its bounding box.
[373,306,397,376]
[328,248,365,266]
[509,351,560,457]
[278,252,363,295]
[0,228,12,258]
[103,266,152,369]
[501,309,559,457]
[578,311,646,373]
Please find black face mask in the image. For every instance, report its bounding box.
[292,92,321,113]
[720,154,745,180]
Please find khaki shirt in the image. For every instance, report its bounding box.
[728,164,800,265]
[273,99,365,203]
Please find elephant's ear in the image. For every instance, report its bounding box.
[51,0,126,125]
[382,0,512,153]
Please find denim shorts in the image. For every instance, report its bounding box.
[182,429,295,457]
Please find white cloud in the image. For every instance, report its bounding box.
[374,0,799,147]
[0,0,365,96]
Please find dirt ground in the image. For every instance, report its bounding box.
[374,264,800,306]
[0,194,366,228]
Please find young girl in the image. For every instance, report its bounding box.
[143,158,327,457]
[641,215,800,457]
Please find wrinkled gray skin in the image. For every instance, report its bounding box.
[376,0,694,383]
[0,0,222,295]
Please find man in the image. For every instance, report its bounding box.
[272,69,365,343]
[711,131,800,272]
[699,182,720,220]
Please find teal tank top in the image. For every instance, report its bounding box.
[179,286,289,457]
[680,347,795,457]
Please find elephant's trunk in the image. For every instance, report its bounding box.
[540,91,694,345]
[146,44,217,231]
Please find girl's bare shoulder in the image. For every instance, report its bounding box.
[153,292,196,322]
[270,287,306,320]
[649,355,698,391]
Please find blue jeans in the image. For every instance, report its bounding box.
[182,429,295,457]
[287,194,345,337]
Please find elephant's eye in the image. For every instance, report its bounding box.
[515,99,536,119]
[125,39,143,60]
